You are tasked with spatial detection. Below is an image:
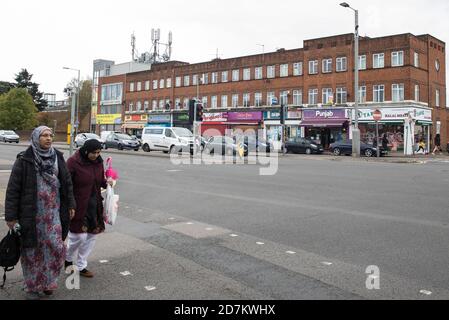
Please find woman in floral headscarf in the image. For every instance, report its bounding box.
[4,126,76,299]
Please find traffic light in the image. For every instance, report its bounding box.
[196,103,203,122]
[188,99,195,124]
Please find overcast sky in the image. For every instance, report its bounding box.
[1,0,448,102]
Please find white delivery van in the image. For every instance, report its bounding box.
[141,127,194,153]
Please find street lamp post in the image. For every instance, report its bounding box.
[340,2,360,157]
[63,67,80,156]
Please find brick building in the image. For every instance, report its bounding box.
[95,32,447,153]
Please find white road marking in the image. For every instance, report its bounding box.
[99,260,109,264]
[321,262,333,266]
[167,170,182,172]
[120,271,132,276]
[419,290,432,296]
[205,228,214,231]
[145,286,157,291]
[169,218,176,220]
[186,222,194,225]
[256,242,265,245]
[229,234,239,237]
[286,251,296,255]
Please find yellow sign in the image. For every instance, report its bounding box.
[96,114,122,125]
[67,124,72,145]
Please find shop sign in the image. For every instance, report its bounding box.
[303,109,346,120]
[148,114,171,123]
[228,111,262,121]
[264,111,280,120]
[288,111,302,119]
[355,108,432,122]
[96,114,122,125]
[173,113,189,122]
[203,112,228,122]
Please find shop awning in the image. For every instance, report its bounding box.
[300,119,347,127]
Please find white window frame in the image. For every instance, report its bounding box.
[322,88,333,104]
[212,72,218,84]
[221,95,228,108]
[336,87,347,104]
[267,65,275,79]
[255,92,263,107]
[152,80,158,90]
[322,59,332,73]
[232,69,239,82]
[152,100,157,110]
[373,85,385,103]
[293,62,303,76]
[293,90,302,106]
[358,55,367,70]
[280,64,289,77]
[184,75,190,87]
[414,52,419,68]
[308,89,318,105]
[136,101,142,111]
[392,84,404,102]
[192,74,198,86]
[267,92,275,106]
[144,100,149,111]
[136,82,142,91]
[232,94,239,108]
[243,68,251,81]
[159,100,164,110]
[159,79,165,89]
[202,96,208,109]
[222,71,228,83]
[174,98,181,110]
[129,102,134,112]
[391,51,404,67]
[255,67,263,80]
[202,73,209,85]
[243,93,250,107]
[211,96,218,109]
[373,53,385,69]
[166,78,172,88]
[436,89,440,107]
[183,98,189,110]
[336,57,347,72]
[280,91,289,105]
[415,85,420,102]
[308,60,318,75]
[358,86,366,103]
[145,80,150,91]
[129,82,135,92]
[175,77,181,87]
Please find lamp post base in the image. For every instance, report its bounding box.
[352,128,361,157]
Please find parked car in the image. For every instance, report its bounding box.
[104,133,140,151]
[74,133,102,148]
[141,127,194,154]
[203,136,249,157]
[284,137,324,154]
[330,140,387,157]
[100,131,120,144]
[0,130,20,143]
[241,135,272,153]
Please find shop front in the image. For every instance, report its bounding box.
[300,109,350,149]
[172,112,191,130]
[263,110,302,142]
[146,114,171,128]
[123,114,147,138]
[227,111,263,137]
[354,106,433,155]
[97,114,123,133]
[201,112,228,137]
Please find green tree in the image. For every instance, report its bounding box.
[0,88,38,130]
[14,69,48,111]
[0,81,14,95]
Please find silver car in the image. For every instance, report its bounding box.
[74,133,102,148]
[0,130,20,143]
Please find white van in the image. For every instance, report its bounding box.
[141,127,194,153]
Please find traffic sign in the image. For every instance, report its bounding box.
[373,109,382,122]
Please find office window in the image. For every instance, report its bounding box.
[153,80,158,90]
[166,78,172,88]
[336,57,347,72]
[192,74,198,86]
[322,88,333,104]
[309,60,318,74]
[183,98,189,110]
[392,84,404,102]
[212,72,218,84]
[243,93,250,107]
[322,59,332,73]
[136,101,142,111]
[373,85,385,102]
[129,82,134,92]
[267,65,275,78]
[243,68,251,81]
[137,82,142,91]
[267,92,275,106]
[232,69,239,81]
[392,51,404,67]
[293,90,302,106]
[144,100,149,111]
[280,64,289,77]
[211,96,218,109]
[280,91,289,105]
[159,100,164,110]
[293,62,303,76]
[359,55,367,70]
[358,86,366,103]
[336,87,347,104]
[202,73,209,85]
[436,89,440,107]
[222,71,228,82]
[176,77,181,87]
[174,98,181,110]
[184,75,190,86]
[128,102,133,112]
[415,85,420,102]
[414,52,419,68]
[202,96,208,108]
[232,94,239,108]
[159,79,165,89]
[255,67,263,79]
[255,92,263,107]
[152,100,157,110]
[373,53,385,68]
[145,80,150,91]
[221,95,228,108]
[308,89,318,105]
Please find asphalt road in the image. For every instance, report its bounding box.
[1,143,449,300]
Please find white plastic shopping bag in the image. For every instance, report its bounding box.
[104,185,119,225]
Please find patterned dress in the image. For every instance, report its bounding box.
[20,165,66,292]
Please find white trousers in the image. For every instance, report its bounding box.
[66,232,97,271]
